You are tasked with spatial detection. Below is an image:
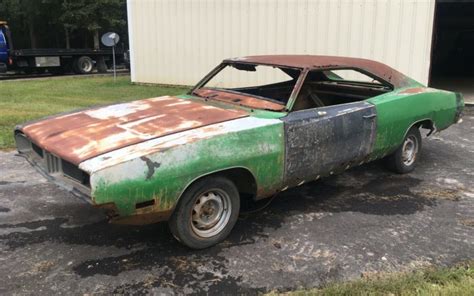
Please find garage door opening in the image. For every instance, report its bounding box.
[429,1,474,104]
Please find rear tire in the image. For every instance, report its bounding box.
[73,56,94,74]
[385,126,422,174]
[169,176,240,249]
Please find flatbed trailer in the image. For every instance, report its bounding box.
[0,21,124,74]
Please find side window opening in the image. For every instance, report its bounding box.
[323,69,382,84]
[292,68,393,111]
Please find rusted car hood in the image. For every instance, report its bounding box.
[20,96,248,165]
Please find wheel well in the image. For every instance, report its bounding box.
[414,119,436,136]
[218,168,258,197]
[180,167,258,201]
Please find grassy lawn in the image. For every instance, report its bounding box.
[0,75,189,149]
[272,261,473,296]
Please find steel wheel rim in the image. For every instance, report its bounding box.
[81,60,93,72]
[402,135,418,166]
[191,189,232,238]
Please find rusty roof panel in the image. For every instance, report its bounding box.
[21,96,248,165]
[226,55,414,88]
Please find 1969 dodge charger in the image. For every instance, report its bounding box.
[15,55,464,248]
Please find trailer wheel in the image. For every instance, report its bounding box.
[74,56,94,74]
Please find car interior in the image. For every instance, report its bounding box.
[201,63,393,111]
[292,69,393,111]
[222,64,300,106]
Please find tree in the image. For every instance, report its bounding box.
[42,0,70,48]
[0,0,127,50]
[0,0,43,48]
[60,0,125,49]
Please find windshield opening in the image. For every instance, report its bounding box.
[193,63,301,110]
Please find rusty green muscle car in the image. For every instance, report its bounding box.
[15,55,464,249]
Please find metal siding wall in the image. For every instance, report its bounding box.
[128,0,435,86]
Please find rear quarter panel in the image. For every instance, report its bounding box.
[367,87,461,157]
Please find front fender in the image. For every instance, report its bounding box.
[81,117,285,218]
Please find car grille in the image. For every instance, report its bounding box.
[16,133,90,188]
[45,152,61,174]
[61,158,90,187]
[32,142,43,158]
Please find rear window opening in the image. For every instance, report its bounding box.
[292,68,393,111]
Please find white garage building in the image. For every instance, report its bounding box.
[126,0,474,101]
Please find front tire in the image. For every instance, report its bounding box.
[169,176,240,249]
[385,126,422,174]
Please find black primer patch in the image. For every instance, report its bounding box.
[282,101,377,186]
[140,156,161,180]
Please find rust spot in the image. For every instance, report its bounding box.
[255,187,279,200]
[399,87,427,94]
[110,210,173,225]
[194,88,286,111]
[21,96,248,165]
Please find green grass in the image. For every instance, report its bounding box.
[0,75,189,149]
[270,262,474,296]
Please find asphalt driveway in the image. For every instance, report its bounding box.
[1,108,473,295]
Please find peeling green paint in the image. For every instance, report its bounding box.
[91,119,284,217]
[89,88,461,218]
[367,88,460,157]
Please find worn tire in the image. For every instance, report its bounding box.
[169,176,240,249]
[385,126,422,174]
[73,56,94,74]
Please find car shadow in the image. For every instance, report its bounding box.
[0,161,443,293]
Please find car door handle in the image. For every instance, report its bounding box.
[363,114,377,119]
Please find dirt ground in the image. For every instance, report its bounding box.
[0,108,473,295]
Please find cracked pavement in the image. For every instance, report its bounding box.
[0,108,473,295]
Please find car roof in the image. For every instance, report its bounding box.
[224,55,414,89]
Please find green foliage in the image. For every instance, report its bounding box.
[61,0,125,32]
[268,261,474,296]
[0,0,127,49]
[0,76,190,149]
